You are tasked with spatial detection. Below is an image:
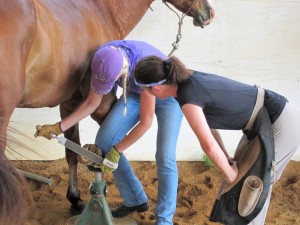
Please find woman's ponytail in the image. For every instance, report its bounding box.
[162,59,174,82]
[165,56,192,84]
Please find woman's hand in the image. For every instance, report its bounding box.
[101,146,121,172]
[223,161,238,184]
[227,156,235,166]
[34,122,63,139]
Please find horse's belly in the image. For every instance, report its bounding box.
[18,73,80,108]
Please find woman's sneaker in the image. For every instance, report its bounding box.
[111,202,149,218]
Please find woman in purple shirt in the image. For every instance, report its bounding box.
[35,40,183,225]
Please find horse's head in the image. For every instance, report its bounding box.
[164,0,215,28]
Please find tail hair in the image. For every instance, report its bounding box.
[0,155,27,225]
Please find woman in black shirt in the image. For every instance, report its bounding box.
[134,55,299,225]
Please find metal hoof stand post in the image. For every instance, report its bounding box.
[55,136,137,225]
[77,163,113,225]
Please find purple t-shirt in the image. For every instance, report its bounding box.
[91,40,167,94]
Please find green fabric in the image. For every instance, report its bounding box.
[101,146,121,172]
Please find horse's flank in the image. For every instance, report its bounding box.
[21,0,152,108]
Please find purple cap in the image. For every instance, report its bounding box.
[91,46,124,94]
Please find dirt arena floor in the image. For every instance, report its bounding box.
[13,159,300,225]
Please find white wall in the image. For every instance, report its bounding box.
[7,0,300,161]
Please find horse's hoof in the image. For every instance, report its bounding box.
[70,202,86,215]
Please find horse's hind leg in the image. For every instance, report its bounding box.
[59,101,85,215]
[0,53,33,224]
[0,48,30,225]
[0,26,33,225]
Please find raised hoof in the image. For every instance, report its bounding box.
[70,202,86,215]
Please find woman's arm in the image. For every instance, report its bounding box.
[210,129,234,165]
[182,103,238,183]
[210,129,228,157]
[115,90,155,152]
[35,89,103,139]
[60,90,103,131]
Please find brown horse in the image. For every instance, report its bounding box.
[0,0,215,224]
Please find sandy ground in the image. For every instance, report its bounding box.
[13,159,300,225]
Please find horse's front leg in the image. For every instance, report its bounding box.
[59,89,117,215]
[59,102,85,215]
[65,127,85,215]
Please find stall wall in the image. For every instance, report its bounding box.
[8,0,300,161]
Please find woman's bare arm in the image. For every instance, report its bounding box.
[182,103,238,183]
[60,90,103,132]
[115,90,155,152]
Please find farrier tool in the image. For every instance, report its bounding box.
[56,136,103,165]
[55,136,137,225]
[55,136,113,225]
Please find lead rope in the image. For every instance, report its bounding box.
[163,0,197,57]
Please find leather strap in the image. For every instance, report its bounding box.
[244,86,265,131]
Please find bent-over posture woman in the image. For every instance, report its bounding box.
[133,55,300,224]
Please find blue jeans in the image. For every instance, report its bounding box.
[95,91,183,225]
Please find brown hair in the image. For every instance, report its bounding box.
[134,55,192,85]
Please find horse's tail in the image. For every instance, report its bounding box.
[0,154,27,225]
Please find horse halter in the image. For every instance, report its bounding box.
[162,0,198,57]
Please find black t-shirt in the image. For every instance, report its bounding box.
[176,71,287,130]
